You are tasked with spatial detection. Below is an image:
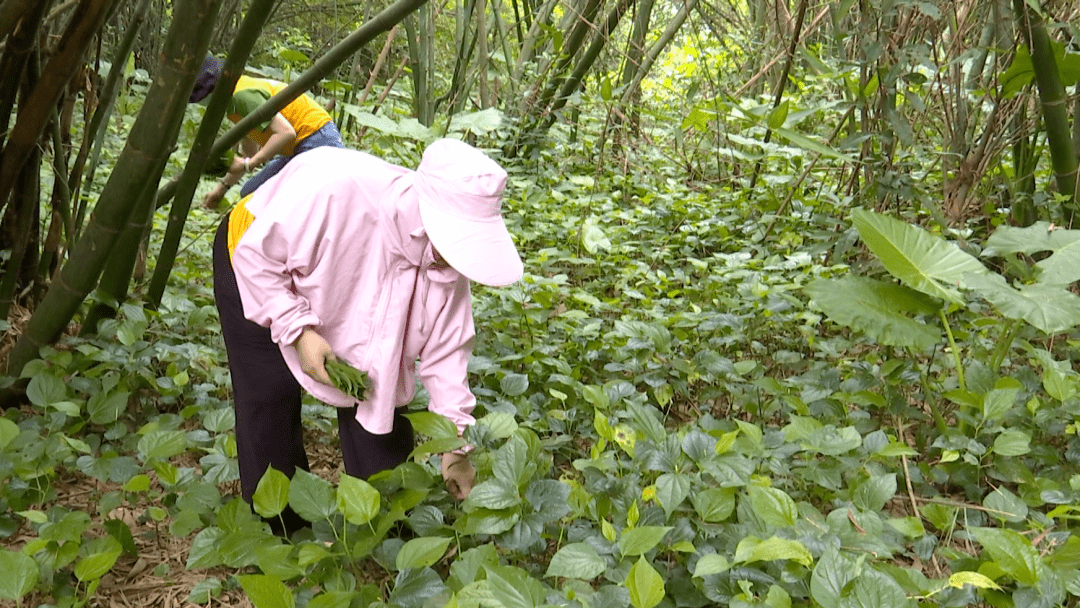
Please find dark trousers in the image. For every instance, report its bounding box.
[212,216,414,529]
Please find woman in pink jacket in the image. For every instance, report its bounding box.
[211,139,523,535]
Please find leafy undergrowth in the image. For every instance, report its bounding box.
[4,140,1080,608]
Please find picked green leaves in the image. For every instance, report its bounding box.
[326,358,370,400]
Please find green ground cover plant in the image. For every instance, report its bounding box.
[5,131,1080,607]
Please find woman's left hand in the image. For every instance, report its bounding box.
[441,452,475,500]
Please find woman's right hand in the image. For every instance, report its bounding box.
[294,327,335,386]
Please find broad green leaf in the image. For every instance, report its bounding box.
[992,429,1031,456]
[545,542,606,579]
[851,207,988,304]
[88,390,130,425]
[351,111,400,136]
[253,468,290,518]
[984,487,1027,523]
[137,430,188,460]
[734,536,813,567]
[258,544,305,579]
[582,221,612,254]
[1000,44,1034,96]
[747,486,798,528]
[27,373,66,407]
[970,527,1040,585]
[396,536,452,570]
[123,474,150,492]
[448,108,504,135]
[187,578,223,604]
[478,412,518,439]
[0,549,38,601]
[289,469,335,522]
[984,222,1080,284]
[297,543,329,567]
[405,411,459,439]
[500,373,530,396]
[949,571,1002,590]
[307,591,357,608]
[484,564,545,608]
[765,585,792,608]
[692,554,730,577]
[853,474,896,512]
[75,550,120,582]
[885,516,925,538]
[619,526,672,557]
[811,547,857,608]
[74,537,122,582]
[846,567,909,608]
[582,384,610,409]
[982,387,1019,422]
[238,574,295,608]
[806,276,941,351]
[656,473,690,518]
[337,474,381,525]
[626,557,665,608]
[186,527,224,569]
[0,418,20,449]
[965,272,1080,334]
[463,478,521,510]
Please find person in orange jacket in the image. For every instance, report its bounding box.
[189,55,345,207]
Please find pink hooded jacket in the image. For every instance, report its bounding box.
[231,147,477,435]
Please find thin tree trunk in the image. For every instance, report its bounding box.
[619,0,699,106]
[619,0,653,121]
[4,0,222,377]
[0,143,40,320]
[0,0,37,44]
[145,0,276,309]
[511,0,557,82]
[525,0,604,117]
[66,0,153,249]
[1017,0,1078,216]
[0,0,114,222]
[544,0,634,126]
[477,0,490,108]
[0,0,51,154]
[746,0,806,190]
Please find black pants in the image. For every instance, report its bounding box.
[212,215,414,527]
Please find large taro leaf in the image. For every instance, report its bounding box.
[851,208,988,303]
[963,272,1080,334]
[984,222,1080,285]
[805,275,941,351]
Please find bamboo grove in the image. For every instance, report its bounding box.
[0,0,1078,389]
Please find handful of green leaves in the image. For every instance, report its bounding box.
[325,358,371,401]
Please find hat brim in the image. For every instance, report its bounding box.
[419,196,523,287]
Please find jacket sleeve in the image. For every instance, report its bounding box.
[418,277,478,438]
[230,189,331,347]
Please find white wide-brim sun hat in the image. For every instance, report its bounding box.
[416,139,524,287]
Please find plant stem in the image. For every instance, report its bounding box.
[938,309,965,392]
[989,319,1020,372]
